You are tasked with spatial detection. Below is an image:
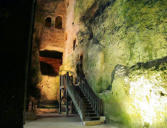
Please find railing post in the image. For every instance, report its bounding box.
[59,75,62,113]
[66,86,69,116]
[67,72,69,79]
[59,88,62,113]
[78,75,104,117]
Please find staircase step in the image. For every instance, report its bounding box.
[86,106,93,109]
[86,106,93,111]
[82,97,88,100]
[83,116,106,126]
[85,113,97,116]
[85,116,100,121]
[83,99,89,101]
[86,110,95,113]
[83,120,104,126]
[83,100,89,103]
[85,103,91,106]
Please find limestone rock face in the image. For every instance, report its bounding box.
[39,0,66,52]
[38,75,60,102]
[109,59,167,127]
[30,0,66,103]
[74,0,167,92]
[40,28,65,52]
[72,0,167,127]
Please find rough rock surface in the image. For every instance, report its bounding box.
[30,0,66,102]
[69,0,167,127]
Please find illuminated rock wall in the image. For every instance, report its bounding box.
[38,0,66,52]
[105,60,167,128]
[31,0,66,103]
[62,0,79,71]
[71,0,167,127]
[38,75,60,101]
[38,57,61,101]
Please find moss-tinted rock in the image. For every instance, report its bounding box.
[110,59,167,128]
[73,0,167,127]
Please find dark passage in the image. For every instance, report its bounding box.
[39,50,63,76]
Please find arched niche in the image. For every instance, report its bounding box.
[55,16,62,29]
[45,17,52,27]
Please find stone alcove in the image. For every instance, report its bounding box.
[45,17,51,27]
[55,16,62,29]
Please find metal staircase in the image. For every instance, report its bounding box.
[59,72,105,125]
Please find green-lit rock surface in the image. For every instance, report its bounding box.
[106,58,167,128]
[73,0,167,127]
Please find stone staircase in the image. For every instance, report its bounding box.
[75,86,100,121]
[76,86,105,126]
[60,73,105,126]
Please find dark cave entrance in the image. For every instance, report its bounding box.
[39,50,63,76]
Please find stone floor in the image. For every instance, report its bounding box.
[24,113,123,128]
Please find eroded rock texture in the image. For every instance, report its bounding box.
[68,0,167,127]
[31,0,167,127]
[30,0,66,103]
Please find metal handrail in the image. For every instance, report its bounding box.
[62,73,86,121]
[79,77,104,116]
[60,71,104,121]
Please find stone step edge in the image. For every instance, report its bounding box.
[83,116,105,126]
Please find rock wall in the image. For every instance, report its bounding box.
[62,0,79,71]
[69,0,167,127]
[38,75,60,102]
[38,56,61,101]
[31,0,66,103]
[38,0,66,52]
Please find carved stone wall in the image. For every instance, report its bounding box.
[38,0,66,52]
